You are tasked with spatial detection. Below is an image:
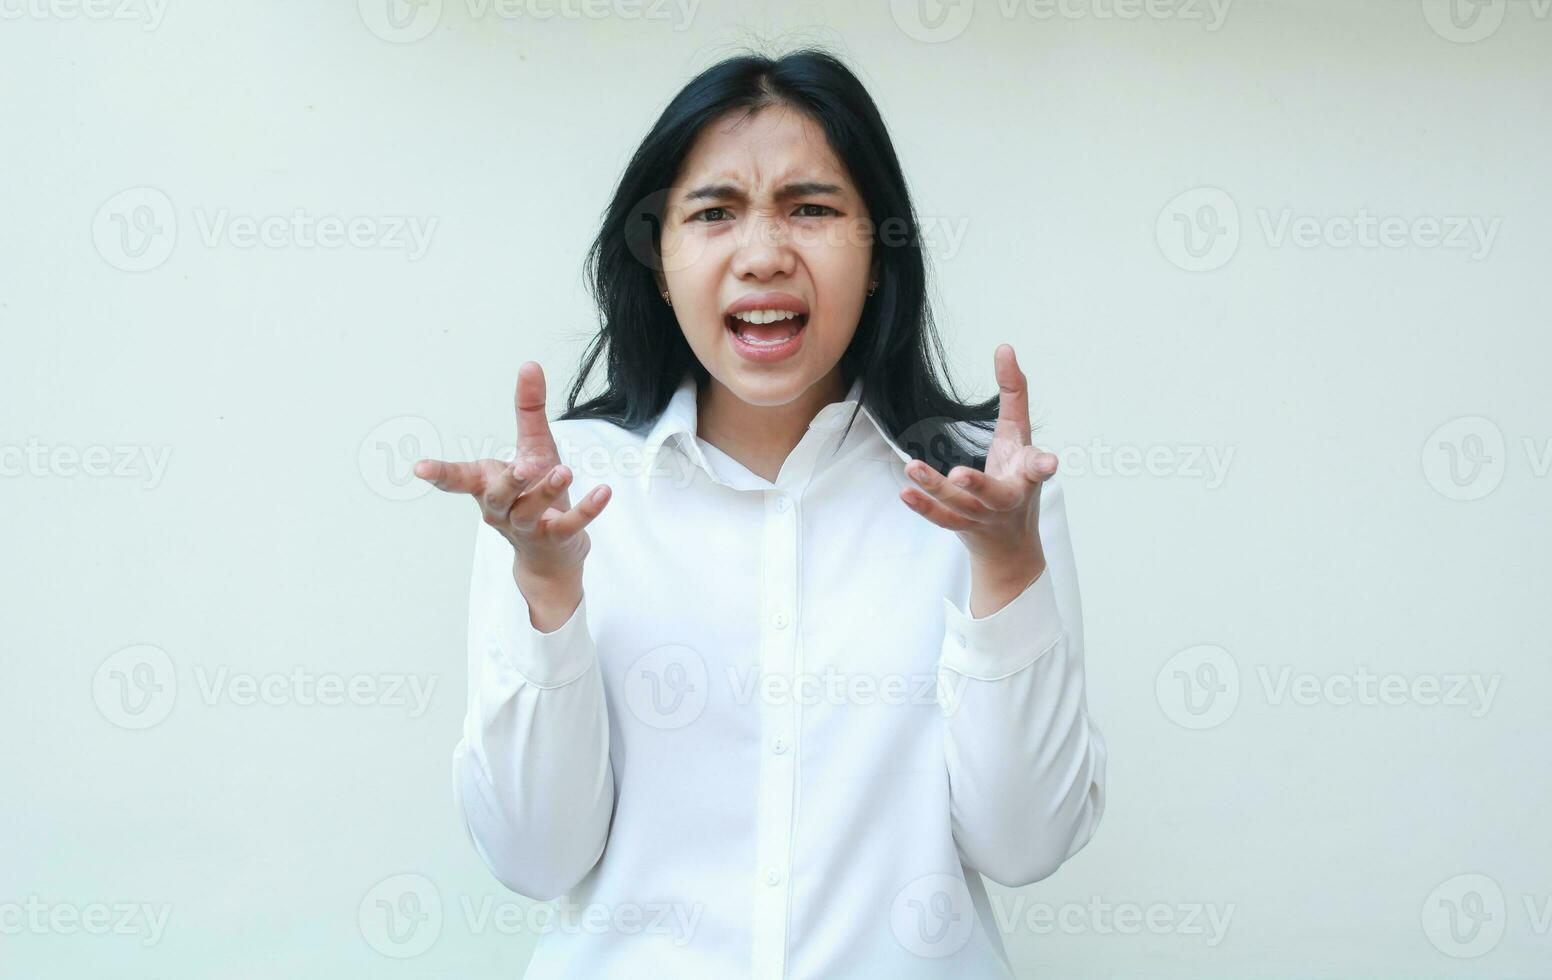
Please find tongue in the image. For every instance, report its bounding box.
[738,320,799,342]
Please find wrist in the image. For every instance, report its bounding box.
[512,560,583,632]
[967,547,1045,618]
[969,542,1045,587]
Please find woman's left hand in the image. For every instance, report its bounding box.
[899,343,1055,581]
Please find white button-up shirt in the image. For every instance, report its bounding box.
[452,370,1107,979]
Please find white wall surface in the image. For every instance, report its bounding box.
[2,1,1548,976]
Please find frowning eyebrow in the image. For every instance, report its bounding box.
[681,181,845,203]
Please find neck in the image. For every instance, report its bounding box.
[696,369,847,484]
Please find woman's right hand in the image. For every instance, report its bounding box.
[414,362,612,603]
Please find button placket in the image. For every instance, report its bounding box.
[750,432,829,980]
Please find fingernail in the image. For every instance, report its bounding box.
[550,468,566,486]
[950,474,970,486]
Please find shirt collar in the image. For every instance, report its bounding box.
[638,371,913,491]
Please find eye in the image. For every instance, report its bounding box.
[692,204,838,222]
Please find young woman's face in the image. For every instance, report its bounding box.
[658,105,876,407]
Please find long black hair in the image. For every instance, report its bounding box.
[559,46,1004,475]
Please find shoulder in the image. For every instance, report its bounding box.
[547,416,652,484]
[549,416,643,450]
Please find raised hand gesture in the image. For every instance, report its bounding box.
[414,362,611,590]
[899,344,1055,597]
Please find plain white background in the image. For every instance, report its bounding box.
[2,0,1548,976]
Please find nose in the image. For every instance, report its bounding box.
[729,208,796,282]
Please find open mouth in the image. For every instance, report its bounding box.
[724,311,809,345]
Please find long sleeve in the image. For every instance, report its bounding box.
[935,478,1107,887]
[451,517,616,901]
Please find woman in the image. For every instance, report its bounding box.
[415,48,1106,980]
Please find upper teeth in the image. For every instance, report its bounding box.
[731,309,802,325]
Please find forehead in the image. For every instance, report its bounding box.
[675,105,852,193]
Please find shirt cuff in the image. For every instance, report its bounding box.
[489,590,597,689]
[938,566,1064,680]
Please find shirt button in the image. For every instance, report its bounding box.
[764,868,782,886]
[775,493,791,512]
[772,611,789,629]
[771,736,788,754]
[950,631,966,649]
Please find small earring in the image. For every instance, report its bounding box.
[867,281,878,298]
[662,291,672,307]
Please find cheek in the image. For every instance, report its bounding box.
[672,280,727,351]
[661,240,719,315]
[658,227,697,278]
[805,228,872,287]
[806,246,870,313]
[658,214,720,281]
